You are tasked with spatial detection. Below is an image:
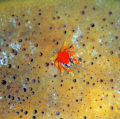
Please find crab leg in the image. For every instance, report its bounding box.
[71,57,80,64]
[55,59,58,68]
[66,45,74,52]
[58,63,64,75]
[50,54,58,61]
[63,65,73,75]
[69,51,75,56]
[61,42,67,51]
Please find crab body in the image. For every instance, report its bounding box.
[51,42,80,75]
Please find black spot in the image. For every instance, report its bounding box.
[18,22,21,26]
[24,111,28,115]
[8,64,12,68]
[29,87,33,91]
[35,43,38,47]
[25,78,29,82]
[33,109,37,114]
[79,58,82,62]
[86,82,89,85]
[82,44,85,46]
[91,23,95,27]
[115,36,118,39]
[110,79,113,82]
[32,79,36,83]
[54,75,57,78]
[39,13,41,15]
[91,62,93,65]
[32,116,36,119]
[22,88,27,92]
[1,80,6,85]
[56,111,60,115]
[6,85,11,90]
[8,95,11,98]
[20,109,23,112]
[19,39,22,42]
[46,62,49,67]
[109,11,112,15]
[12,76,16,80]
[16,112,19,115]
[110,51,113,55]
[102,18,106,21]
[42,111,44,114]
[31,91,35,95]
[110,106,113,110]
[16,97,20,101]
[81,11,85,15]
[92,83,95,86]
[83,116,87,119]
[64,31,67,34]
[100,79,103,82]
[73,79,76,82]
[22,48,26,51]
[76,99,78,102]
[29,58,33,62]
[39,52,43,56]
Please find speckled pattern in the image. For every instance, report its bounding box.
[0,0,120,119]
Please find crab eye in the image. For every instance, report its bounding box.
[69,45,73,48]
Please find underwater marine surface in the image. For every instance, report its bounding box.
[0,0,120,119]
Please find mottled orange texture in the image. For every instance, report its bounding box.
[0,0,120,119]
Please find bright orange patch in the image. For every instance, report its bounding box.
[57,51,69,64]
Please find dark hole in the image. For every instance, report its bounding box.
[7,85,11,90]
[109,11,112,15]
[25,78,29,82]
[86,82,89,85]
[64,31,67,34]
[110,106,113,110]
[33,109,37,114]
[39,52,43,56]
[16,112,19,115]
[73,79,76,82]
[29,87,33,91]
[8,95,11,98]
[82,44,85,46]
[100,79,103,82]
[8,64,12,68]
[83,116,87,119]
[46,62,49,67]
[24,111,28,115]
[22,88,27,92]
[12,76,16,80]
[79,58,82,62]
[31,91,35,95]
[32,79,36,83]
[20,109,23,112]
[42,111,44,114]
[56,111,60,115]
[81,11,85,15]
[32,116,36,119]
[1,80,6,85]
[91,23,95,27]
[16,97,20,101]
[76,99,78,102]
[110,79,113,82]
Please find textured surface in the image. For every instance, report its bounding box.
[0,0,120,119]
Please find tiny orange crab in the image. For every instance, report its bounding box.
[51,42,80,75]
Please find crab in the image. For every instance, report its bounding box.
[50,42,80,75]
